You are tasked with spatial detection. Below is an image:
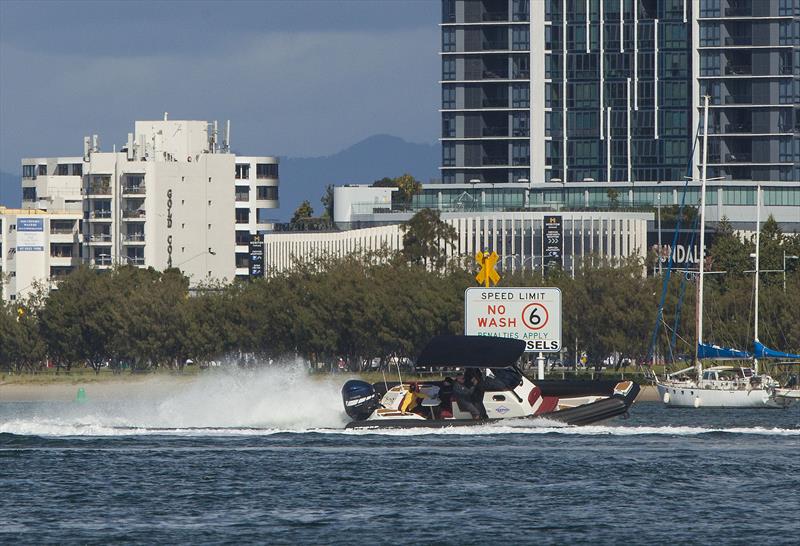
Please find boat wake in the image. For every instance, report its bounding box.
[0,363,348,437]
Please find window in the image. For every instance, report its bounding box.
[442,114,456,137]
[23,187,37,201]
[442,0,455,22]
[512,85,529,108]
[257,186,278,200]
[38,165,47,176]
[700,0,720,17]
[661,23,687,49]
[512,142,529,166]
[512,0,529,21]
[442,28,455,52]
[56,164,69,175]
[442,143,456,167]
[700,53,720,76]
[22,165,35,178]
[256,163,278,178]
[235,164,250,179]
[723,187,756,206]
[442,58,456,80]
[512,27,529,50]
[699,24,719,47]
[764,187,800,206]
[442,86,456,109]
[512,113,529,137]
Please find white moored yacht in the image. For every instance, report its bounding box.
[654,97,799,409]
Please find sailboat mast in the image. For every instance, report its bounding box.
[695,95,710,365]
[754,184,761,374]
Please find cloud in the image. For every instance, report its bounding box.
[0,26,439,170]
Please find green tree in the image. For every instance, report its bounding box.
[291,200,314,224]
[395,173,422,208]
[401,209,458,270]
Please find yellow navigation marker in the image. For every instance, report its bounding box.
[475,251,500,287]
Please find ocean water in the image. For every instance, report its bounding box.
[1,368,798,545]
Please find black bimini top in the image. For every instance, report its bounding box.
[416,335,526,369]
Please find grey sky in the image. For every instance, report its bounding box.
[0,0,439,173]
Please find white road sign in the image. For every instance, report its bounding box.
[464,287,562,353]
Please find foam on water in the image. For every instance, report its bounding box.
[0,362,348,436]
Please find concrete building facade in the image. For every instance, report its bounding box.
[1,208,82,301]
[11,117,279,299]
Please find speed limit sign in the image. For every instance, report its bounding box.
[464,287,562,353]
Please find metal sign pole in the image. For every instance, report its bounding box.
[537,352,545,380]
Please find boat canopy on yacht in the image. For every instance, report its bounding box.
[416,335,525,369]
[697,342,752,360]
[754,341,800,360]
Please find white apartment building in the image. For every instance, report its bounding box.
[0,207,82,302]
[13,117,279,297]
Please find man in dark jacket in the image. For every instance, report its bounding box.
[453,375,482,419]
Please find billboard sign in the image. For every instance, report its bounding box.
[464,287,562,353]
[17,217,44,251]
[248,233,264,279]
[543,215,562,270]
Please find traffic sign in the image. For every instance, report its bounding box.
[475,251,500,287]
[464,287,562,353]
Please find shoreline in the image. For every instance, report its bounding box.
[0,377,661,403]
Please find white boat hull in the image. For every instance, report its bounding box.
[656,382,786,408]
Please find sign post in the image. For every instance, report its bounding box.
[248,234,264,280]
[464,287,562,379]
[543,215,562,271]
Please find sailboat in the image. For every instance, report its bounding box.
[653,97,797,409]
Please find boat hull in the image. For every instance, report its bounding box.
[345,395,633,429]
[655,382,785,408]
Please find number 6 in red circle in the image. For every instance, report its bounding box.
[522,303,549,330]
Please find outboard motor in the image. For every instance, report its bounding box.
[342,380,381,421]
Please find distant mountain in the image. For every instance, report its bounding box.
[277,134,440,222]
[0,170,21,209]
[0,135,441,219]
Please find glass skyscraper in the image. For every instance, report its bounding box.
[441,0,799,184]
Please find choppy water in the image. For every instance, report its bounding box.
[1,369,798,545]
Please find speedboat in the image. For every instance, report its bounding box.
[341,335,640,429]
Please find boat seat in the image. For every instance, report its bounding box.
[421,397,440,407]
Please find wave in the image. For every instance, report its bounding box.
[1,422,797,439]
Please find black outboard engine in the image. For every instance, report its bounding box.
[342,380,381,421]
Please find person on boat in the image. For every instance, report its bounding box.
[463,368,488,418]
[438,377,455,418]
[400,382,426,414]
[452,375,482,420]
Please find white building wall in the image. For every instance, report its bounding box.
[264,211,651,276]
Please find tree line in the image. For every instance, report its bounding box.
[1,212,798,373]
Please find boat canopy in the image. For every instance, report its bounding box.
[697,342,752,360]
[754,341,800,360]
[416,335,526,369]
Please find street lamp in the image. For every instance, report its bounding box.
[469,178,480,212]
[784,251,799,293]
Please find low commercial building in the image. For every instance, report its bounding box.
[0,207,82,301]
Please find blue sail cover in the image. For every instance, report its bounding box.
[754,341,800,360]
[697,342,752,360]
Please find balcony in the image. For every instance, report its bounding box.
[121,185,146,195]
[724,95,753,105]
[92,256,112,267]
[87,233,112,244]
[483,126,509,137]
[723,123,752,133]
[724,6,752,17]
[724,64,752,76]
[86,184,111,196]
[512,70,530,79]
[122,209,146,220]
[235,192,250,202]
[123,233,145,244]
[724,35,752,46]
[725,152,753,163]
[126,256,146,266]
[483,156,510,166]
[482,98,509,108]
[482,40,508,51]
[88,210,112,220]
[482,11,508,22]
[482,70,510,80]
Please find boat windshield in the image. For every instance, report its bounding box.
[486,367,522,390]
